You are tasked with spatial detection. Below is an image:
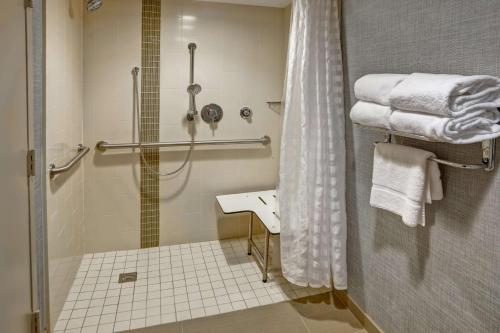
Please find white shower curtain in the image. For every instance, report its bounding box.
[278,0,346,290]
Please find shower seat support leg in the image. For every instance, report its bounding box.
[247,213,253,255]
[262,229,270,282]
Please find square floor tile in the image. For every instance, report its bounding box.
[66,318,85,330]
[83,315,100,327]
[55,238,335,333]
[130,318,146,330]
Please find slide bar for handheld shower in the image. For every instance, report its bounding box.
[96,136,271,152]
[188,43,196,84]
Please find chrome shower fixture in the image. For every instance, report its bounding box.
[240,107,253,120]
[87,0,102,11]
[201,103,223,124]
[187,83,202,120]
[187,83,201,95]
[188,43,197,83]
[187,43,201,121]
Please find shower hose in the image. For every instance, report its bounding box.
[133,67,194,176]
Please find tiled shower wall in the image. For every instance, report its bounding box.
[83,0,142,251]
[157,0,287,245]
[82,0,288,252]
[46,0,85,327]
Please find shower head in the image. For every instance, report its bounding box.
[187,84,202,120]
[187,83,202,95]
[87,0,102,11]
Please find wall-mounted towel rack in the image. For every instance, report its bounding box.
[266,101,282,106]
[96,136,271,152]
[49,144,90,178]
[355,124,496,171]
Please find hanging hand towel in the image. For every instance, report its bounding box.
[370,143,443,227]
[389,73,500,117]
[389,109,500,144]
[349,101,393,129]
[354,74,408,106]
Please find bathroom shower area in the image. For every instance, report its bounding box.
[46,0,330,332]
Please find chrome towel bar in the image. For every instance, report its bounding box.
[96,136,271,152]
[355,124,496,171]
[49,144,90,178]
[373,140,492,170]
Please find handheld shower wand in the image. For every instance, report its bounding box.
[187,43,201,121]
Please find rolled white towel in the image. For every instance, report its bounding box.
[389,73,500,117]
[389,109,500,144]
[354,74,408,106]
[350,101,392,129]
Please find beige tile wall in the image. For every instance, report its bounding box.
[157,0,286,244]
[46,0,85,327]
[83,0,142,252]
[82,0,287,251]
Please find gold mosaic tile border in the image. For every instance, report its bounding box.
[140,0,161,248]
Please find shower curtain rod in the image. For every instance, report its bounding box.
[96,136,271,152]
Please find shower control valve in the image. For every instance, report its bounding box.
[201,103,223,124]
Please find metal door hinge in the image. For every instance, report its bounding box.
[31,310,47,333]
[25,0,33,8]
[27,149,35,177]
[31,311,41,333]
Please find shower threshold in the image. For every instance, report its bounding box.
[53,237,330,333]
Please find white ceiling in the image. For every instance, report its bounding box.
[195,0,291,8]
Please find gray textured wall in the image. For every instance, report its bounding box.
[341,1,500,332]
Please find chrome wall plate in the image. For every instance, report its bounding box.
[118,272,137,283]
[201,103,223,124]
[240,106,253,119]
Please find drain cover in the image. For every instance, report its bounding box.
[118,272,137,283]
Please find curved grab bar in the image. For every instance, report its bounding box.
[49,144,90,178]
[95,136,271,152]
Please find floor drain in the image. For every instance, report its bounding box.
[118,272,137,283]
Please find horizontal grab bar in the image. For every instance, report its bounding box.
[49,144,90,178]
[95,136,271,152]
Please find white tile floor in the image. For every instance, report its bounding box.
[54,238,330,333]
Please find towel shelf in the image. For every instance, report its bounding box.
[355,124,496,171]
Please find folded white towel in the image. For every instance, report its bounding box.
[389,73,500,117]
[370,143,443,227]
[350,101,392,129]
[354,74,408,106]
[389,109,500,144]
